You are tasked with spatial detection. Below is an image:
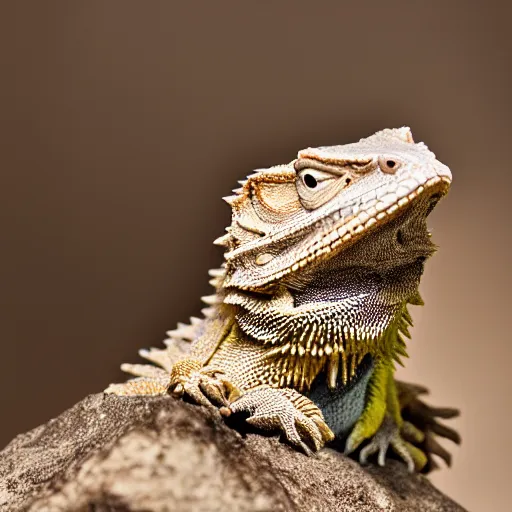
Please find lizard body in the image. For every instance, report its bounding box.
[106,127,459,471]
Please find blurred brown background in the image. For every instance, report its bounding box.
[1,2,510,510]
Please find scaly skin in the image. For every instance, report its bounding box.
[106,127,460,472]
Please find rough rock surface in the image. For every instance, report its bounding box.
[0,393,466,512]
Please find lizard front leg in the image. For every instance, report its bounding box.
[221,385,334,455]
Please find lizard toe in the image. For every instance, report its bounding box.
[169,358,232,407]
[245,412,313,455]
[358,415,426,473]
[181,378,214,407]
[198,376,230,406]
[228,385,332,454]
[396,380,460,470]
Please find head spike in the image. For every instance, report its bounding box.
[208,268,225,278]
[246,171,264,179]
[222,195,238,206]
[213,233,231,247]
[201,294,219,306]
[400,126,414,143]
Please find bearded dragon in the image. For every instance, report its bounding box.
[106,127,460,472]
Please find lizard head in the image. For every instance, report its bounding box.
[218,127,451,293]
[211,128,451,390]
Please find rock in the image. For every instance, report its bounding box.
[0,394,466,512]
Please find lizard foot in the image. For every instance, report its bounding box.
[356,414,427,473]
[169,358,236,408]
[397,380,461,471]
[221,385,334,455]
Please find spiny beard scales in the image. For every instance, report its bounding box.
[224,260,422,392]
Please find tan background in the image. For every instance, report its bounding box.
[1,2,510,510]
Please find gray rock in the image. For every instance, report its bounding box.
[0,394,466,511]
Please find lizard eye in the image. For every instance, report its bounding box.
[297,168,334,189]
[296,168,340,210]
[303,173,318,189]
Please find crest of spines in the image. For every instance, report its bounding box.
[213,168,269,250]
[162,266,227,348]
[164,168,264,347]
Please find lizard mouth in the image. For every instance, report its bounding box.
[281,175,451,280]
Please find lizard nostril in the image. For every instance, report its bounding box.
[396,229,405,245]
[378,156,400,174]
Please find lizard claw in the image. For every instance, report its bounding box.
[357,415,427,473]
[170,358,230,407]
[223,385,334,455]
